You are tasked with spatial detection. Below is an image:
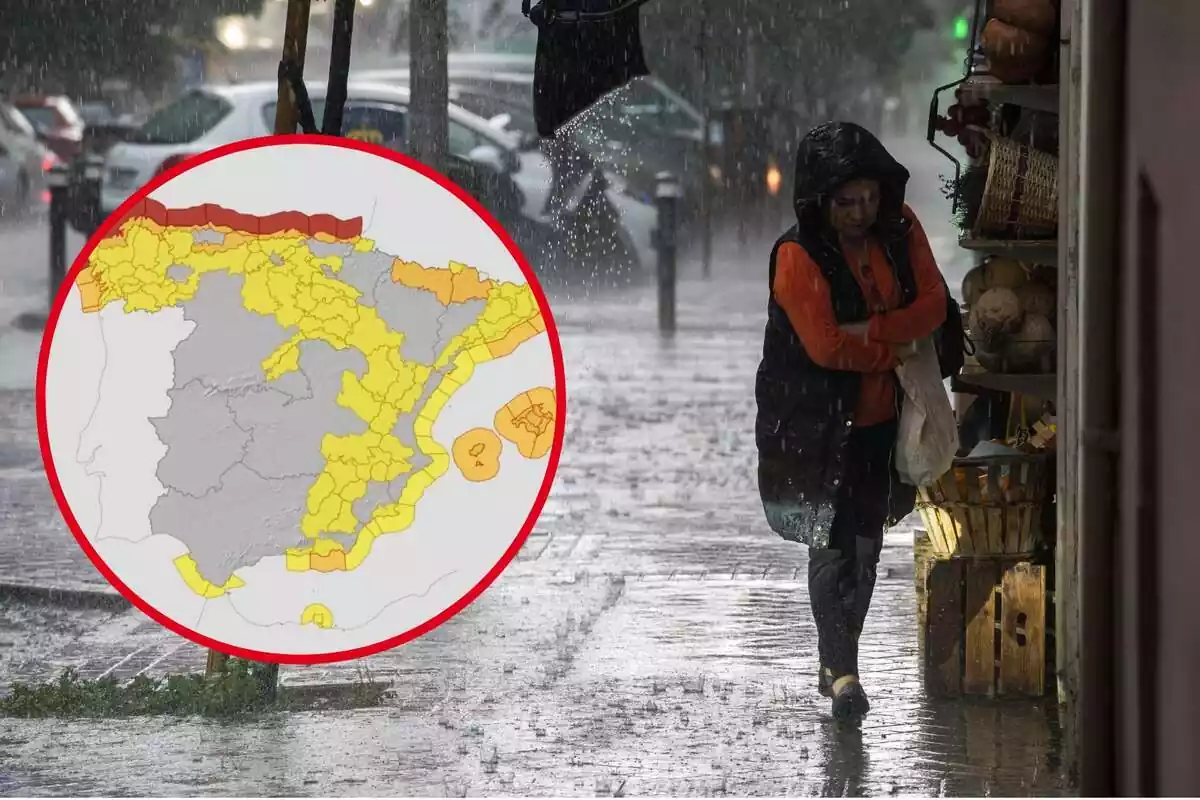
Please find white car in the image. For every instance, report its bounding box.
[0,100,54,218]
[100,81,655,278]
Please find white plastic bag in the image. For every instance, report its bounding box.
[894,336,958,487]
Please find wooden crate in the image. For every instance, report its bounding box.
[919,556,1048,697]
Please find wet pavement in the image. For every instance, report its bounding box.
[0,162,1067,795]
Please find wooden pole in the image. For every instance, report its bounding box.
[408,0,449,172]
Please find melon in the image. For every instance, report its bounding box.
[962,265,988,307]
[981,18,1049,83]
[969,287,1024,352]
[992,0,1058,36]
[1002,313,1056,373]
[984,257,1028,290]
[1016,281,1056,319]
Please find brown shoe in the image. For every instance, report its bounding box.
[830,675,870,720]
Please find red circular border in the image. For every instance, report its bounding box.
[34,134,568,665]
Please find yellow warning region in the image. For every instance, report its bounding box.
[494,388,557,460]
[83,216,549,596]
[172,555,246,598]
[301,603,335,629]
[452,428,503,482]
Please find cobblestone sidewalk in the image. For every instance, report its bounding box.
[0,257,1066,795]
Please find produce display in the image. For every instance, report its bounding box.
[992,0,1058,36]
[934,91,992,161]
[961,257,1058,375]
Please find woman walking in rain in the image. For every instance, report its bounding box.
[755,122,953,720]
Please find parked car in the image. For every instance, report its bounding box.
[58,99,146,234]
[11,95,85,161]
[0,100,54,218]
[98,81,654,285]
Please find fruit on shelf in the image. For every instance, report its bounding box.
[936,116,964,137]
[992,0,1058,37]
[1001,312,1057,373]
[981,18,1050,84]
[984,258,1029,291]
[962,265,988,307]
[1015,281,1056,319]
[969,287,1025,351]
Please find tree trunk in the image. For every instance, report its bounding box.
[408,0,449,173]
[274,0,313,136]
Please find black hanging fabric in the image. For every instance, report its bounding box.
[527,0,651,138]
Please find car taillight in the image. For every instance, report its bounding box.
[154,153,191,176]
[765,164,782,196]
[41,152,59,172]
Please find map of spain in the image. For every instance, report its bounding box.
[39,140,563,658]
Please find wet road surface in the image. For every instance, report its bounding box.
[0,157,1065,795]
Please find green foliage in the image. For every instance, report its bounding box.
[1,660,279,719]
[941,164,988,232]
[0,659,388,720]
[0,0,266,98]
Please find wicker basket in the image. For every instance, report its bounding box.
[973,133,1058,239]
[917,454,1051,558]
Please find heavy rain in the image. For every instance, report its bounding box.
[3,0,1199,796]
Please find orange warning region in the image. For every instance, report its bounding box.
[104,199,363,241]
[452,428,503,482]
[391,259,493,306]
[494,387,556,460]
[76,266,104,313]
[310,549,348,572]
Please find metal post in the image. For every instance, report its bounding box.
[46,164,69,309]
[82,153,105,236]
[696,4,712,280]
[654,172,681,334]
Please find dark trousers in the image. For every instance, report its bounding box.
[808,418,898,678]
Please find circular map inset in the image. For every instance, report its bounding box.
[37,137,565,663]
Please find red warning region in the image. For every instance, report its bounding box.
[106,199,364,241]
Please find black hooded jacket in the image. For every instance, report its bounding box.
[755,122,929,548]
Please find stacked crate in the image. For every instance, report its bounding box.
[914,455,1055,697]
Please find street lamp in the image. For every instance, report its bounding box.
[522,0,654,137]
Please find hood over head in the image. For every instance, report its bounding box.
[792,121,911,241]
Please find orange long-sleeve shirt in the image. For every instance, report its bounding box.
[772,206,948,427]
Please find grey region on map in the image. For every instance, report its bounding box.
[192,230,225,245]
[145,240,489,585]
[166,265,192,282]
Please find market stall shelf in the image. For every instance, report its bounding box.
[957,76,1061,114]
[959,237,1058,265]
[955,369,1057,398]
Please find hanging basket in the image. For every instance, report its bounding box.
[917,453,1051,558]
[972,132,1058,239]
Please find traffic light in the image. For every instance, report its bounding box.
[953,14,970,40]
